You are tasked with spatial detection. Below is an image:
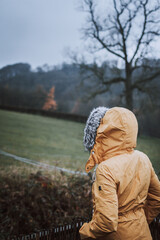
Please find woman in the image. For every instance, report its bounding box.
[79,107,160,240]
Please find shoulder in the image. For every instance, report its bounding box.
[134,149,149,158]
[97,150,152,181]
[96,161,116,182]
[134,150,152,166]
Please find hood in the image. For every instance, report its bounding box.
[85,107,138,173]
[83,106,109,151]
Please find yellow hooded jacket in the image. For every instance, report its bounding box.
[79,107,160,240]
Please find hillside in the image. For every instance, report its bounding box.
[0,62,160,138]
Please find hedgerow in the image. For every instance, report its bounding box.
[0,170,92,239]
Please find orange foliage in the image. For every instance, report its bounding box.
[42,86,57,111]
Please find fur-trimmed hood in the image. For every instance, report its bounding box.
[84,107,138,173]
[83,107,109,151]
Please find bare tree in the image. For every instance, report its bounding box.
[75,0,160,110]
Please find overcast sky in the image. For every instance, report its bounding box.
[0,0,160,69]
[0,0,85,69]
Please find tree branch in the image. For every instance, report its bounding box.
[87,0,125,60]
[80,60,125,85]
[113,0,128,62]
[102,77,125,85]
[132,70,160,89]
[124,6,140,40]
[83,87,109,101]
[130,0,148,64]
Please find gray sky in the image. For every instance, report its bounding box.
[0,0,85,69]
[0,0,159,69]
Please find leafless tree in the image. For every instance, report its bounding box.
[76,0,160,110]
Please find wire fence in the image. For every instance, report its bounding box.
[0,150,88,176]
[6,215,160,240]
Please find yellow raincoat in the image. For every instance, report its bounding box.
[79,107,160,240]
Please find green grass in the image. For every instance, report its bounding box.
[137,136,160,175]
[0,109,159,174]
[0,109,89,171]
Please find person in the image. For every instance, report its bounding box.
[79,107,160,240]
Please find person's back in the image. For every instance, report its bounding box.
[79,107,160,240]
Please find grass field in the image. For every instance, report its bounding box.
[0,109,160,175]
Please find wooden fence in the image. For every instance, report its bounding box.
[6,215,160,240]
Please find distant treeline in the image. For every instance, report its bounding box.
[0,62,160,137]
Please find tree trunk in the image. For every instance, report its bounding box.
[125,63,133,110]
[125,84,133,110]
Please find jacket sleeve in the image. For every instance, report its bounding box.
[79,165,118,239]
[145,166,160,224]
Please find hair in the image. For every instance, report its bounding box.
[83,107,109,151]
